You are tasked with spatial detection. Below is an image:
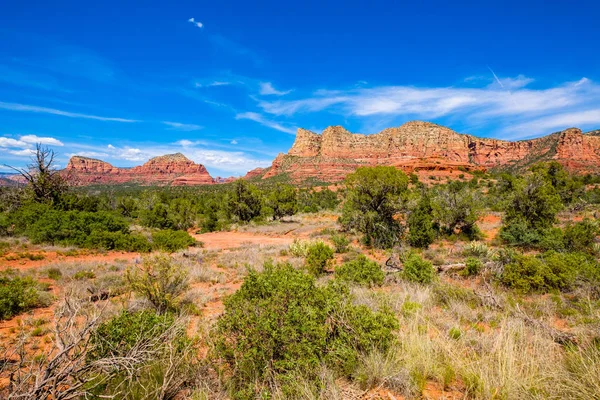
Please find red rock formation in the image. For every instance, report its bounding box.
[264,121,600,182]
[65,153,214,186]
[242,167,268,180]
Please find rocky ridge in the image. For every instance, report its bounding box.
[262,121,600,182]
[65,153,214,186]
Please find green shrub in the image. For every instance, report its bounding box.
[151,229,196,252]
[88,310,178,361]
[126,254,190,313]
[331,234,350,253]
[288,239,312,257]
[86,230,152,252]
[564,219,599,252]
[402,253,436,284]
[227,180,264,222]
[334,255,385,286]
[46,267,62,280]
[0,275,47,320]
[73,270,96,280]
[462,257,482,277]
[213,263,398,398]
[305,242,334,276]
[500,251,584,293]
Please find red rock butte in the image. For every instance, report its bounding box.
[261,121,600,182]
[64,153,214,186]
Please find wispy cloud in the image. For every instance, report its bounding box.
[195,80,230,88]
[0,101,138,122]
[188,17,203,28]
[162,121,203,131]
[235,112,296,134]
[20,134,64,146]
[9,149,36,157]
[257,76,600,138]
[259,82,292,96]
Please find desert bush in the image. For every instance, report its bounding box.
[46,267,62,280]
[88,310,179,360]
[305,242,334,276]
[563,219,599,252]
[86,230,152,252]
[0,274,50,320]
[463,241,490,258]
[213,263,398,398]
[402,253,436,284]
[334,254,384,286]
[331,233,350,253]
[500,251,586,293]
[461,257,482,277]
[152,229,196,252]
[126,254,190,313]
[340,166,409,248]
[289,239,312,257]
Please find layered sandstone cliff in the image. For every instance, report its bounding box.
[65,153,214,186]
[263,121,600,182]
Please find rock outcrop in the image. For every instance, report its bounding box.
[263,121,600,182]
[65,153,214,186]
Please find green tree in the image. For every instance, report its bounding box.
[267,183,298,220]
[227,180,264,222]
[500,173,563,246]
[431,181,482,239]
[407,194,436,248]
[340,166,409,248]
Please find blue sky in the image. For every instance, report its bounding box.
[1,0,599,176]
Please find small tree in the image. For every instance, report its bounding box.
[500,173,563,246]
[267,183,298,220]
[227,179,264,222]
[431,181,482,239]
[8,144,68,205]
[340,166,409,248]
[407,194,436,248]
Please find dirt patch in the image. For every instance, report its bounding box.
[192,231,294,250]
[0,251,139,272]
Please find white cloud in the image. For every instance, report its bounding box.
[107,144,115,149]
[9,149,36,156]
[235,112,296,134]
[230,139,238,145]
[188,17,203,28]
[259,82,292,96]
[176,139,195,147]
[0,137,26,147]
[20,135,64,146]
[257,76,600,138]
[162,121,203,131]
[0,101,138,122]
[505,109,600,137]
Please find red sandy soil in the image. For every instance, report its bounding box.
[191,231,294,250]
[478,213,502,243]
[0,250,139,272]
